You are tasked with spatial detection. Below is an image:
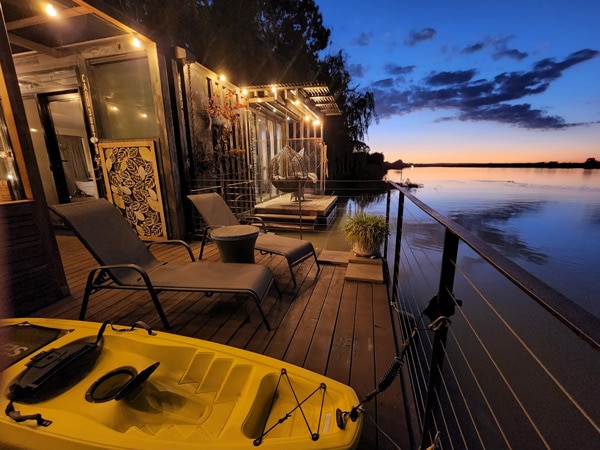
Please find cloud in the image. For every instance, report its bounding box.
[461,42,485,54]
[353,31,373,46]
[426,70,477,86]
[405,28,436,46]
[384,63,416,75]
[349,63,368,78]
[493,48,528,61]
[369,49,599,129]
[449,103,570,129]
[460,35,528,61]
[373,78,395,88]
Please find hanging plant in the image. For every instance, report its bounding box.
[205,89,247,130]
[226,148,246,157]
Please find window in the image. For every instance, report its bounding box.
[0,101,25,202]
[89,58,158,140]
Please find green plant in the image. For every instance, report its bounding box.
[341,212,390,256]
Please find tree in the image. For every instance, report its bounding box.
[257,0,330,82]
[317,51,378,178]
[100,0,378,178]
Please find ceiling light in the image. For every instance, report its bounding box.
[132,36,141,48]
[45,3,57,17]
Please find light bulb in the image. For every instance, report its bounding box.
[45,4,57,17]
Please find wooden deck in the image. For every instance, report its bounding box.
[26,231,412,449]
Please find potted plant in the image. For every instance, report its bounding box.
[341,212,390,257]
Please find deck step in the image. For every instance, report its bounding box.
[256,213,318,231]
[255,213,318,221]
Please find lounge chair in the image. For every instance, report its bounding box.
[50,199,277,330]
[188,193,321,288]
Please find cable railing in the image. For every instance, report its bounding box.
[187,178,600,449]
[387,181,600,449]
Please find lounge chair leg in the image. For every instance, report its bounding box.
[79,271,97,320]
[199,229,211,260]
[313,250,321,278]
[147,288,170,329]
[288,263,297,288]
[253,296,271,331]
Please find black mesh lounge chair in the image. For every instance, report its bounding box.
[50,199,277,330]
[188,193,320,288]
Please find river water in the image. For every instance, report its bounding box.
[378,167,600,448]
[384,167,600,319]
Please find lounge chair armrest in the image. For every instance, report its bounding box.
[146,240,195,261]
[242,216,268,233]
[198,225,225,260]
[98,263,150,277]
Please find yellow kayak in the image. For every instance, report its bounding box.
[0,318,362,449]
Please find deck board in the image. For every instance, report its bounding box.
[22,232,412,450]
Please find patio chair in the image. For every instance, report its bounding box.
[49,199,277,330]
[188,193,320,288]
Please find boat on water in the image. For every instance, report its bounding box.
[0,318,362,449]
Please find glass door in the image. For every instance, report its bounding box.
[38,91,98,203]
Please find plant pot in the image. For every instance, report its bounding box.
[351,242,379,257]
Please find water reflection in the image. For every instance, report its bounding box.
[583,203,600,226]
[448,201,549,264]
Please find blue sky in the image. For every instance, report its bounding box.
[317,0,600,163]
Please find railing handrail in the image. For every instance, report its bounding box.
[388,180,600,350]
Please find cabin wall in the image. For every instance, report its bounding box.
[0,13,68,317]
[13,37,186,239]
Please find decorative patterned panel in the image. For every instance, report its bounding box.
[98,140,166,240]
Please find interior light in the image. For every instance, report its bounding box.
[45,3,57,17]
[132,36,141,48]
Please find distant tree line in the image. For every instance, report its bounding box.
[102,0,378,179]
[386,157,600,170]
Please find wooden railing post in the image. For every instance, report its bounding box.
[420,228,459,448]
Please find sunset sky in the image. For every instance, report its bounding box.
[317,0,600,164]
